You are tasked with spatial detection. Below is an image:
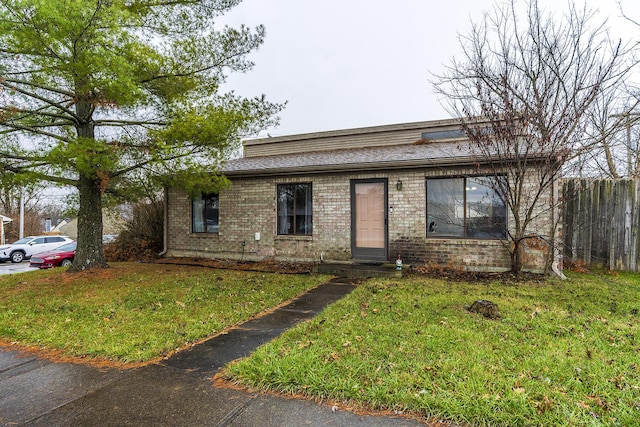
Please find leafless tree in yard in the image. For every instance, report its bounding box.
[433,0,631,273]
[584,1,640,179]
[580,89,640,179]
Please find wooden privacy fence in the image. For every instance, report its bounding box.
[563,178,640,271]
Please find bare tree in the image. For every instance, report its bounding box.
[433,0,629,273]
[571,80,640,179]
[587,1,640,179]
[0,172,57,240]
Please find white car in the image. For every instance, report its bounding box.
[0,235,74,263]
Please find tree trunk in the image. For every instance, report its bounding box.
[68,95,108,271]
[513,243,523,273]
[509,216,524,273]
[69,175,108,271]
[510,236,524,274]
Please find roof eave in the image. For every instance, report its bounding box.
[223,157,479,178]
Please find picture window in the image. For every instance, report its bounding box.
[426,177,506,239]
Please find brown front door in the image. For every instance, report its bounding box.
[351,179,388,261]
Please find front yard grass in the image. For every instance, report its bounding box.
[0,263,329,363]
[222,271,640,426]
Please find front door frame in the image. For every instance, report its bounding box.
[350,178,388,261]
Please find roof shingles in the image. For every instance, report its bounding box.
[223,142,475,176]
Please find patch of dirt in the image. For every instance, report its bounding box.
[156,257,316,274]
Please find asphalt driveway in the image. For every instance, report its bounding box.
[0,260,34,275]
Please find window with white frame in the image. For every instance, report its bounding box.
[426,177,507,239]
[277,183,312,235]
[192,193,219,233]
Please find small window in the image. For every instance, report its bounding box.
[426,177,507,239]
[192,193,219,233]
[277,183,312,235]
[45,237,63,243]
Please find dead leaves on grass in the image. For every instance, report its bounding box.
[534,395,554,414]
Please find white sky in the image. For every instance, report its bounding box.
[220,0,640,137]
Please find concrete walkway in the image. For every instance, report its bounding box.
[0,278,426,426]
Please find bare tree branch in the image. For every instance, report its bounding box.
[433,0,629,273]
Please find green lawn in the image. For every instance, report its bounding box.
[222,271,640,427]
[0,263,329,363]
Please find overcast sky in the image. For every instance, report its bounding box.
[219,0,640,137]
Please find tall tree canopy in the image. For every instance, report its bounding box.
[0,0,281,271]
[433,0,628,273]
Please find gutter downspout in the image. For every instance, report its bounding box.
[551,252,566,279]
[551,179,566,280]
[158,186,169,257]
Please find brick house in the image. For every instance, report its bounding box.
[164,119,557,273]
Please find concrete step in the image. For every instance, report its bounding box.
[314,262,407,278]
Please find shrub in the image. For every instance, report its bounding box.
[104,200,163,262]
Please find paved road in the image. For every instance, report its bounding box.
[0,260,35,275]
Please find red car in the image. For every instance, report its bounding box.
[29,242,77,269]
